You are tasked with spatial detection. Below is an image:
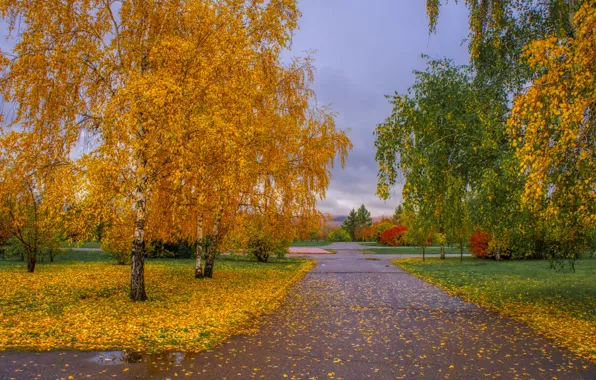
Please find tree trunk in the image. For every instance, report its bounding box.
[204,246,215,278]
[422,246,425,262]
[204,208,223,279]
[130,179,148,302]
[568,0,577,38]
[27,252,36,273]
[204,251,213,277]
[195,214,204,279]
[495,244,501,261]
[440,244,445,260]
[460,239,463,262]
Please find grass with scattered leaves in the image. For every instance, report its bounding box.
[393,257,596,361]
[0,252,314,353]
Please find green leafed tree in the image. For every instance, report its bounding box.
[402,203,432,261]
[426,0,586,94]
[425,0,595,261]
[375,57,505,259]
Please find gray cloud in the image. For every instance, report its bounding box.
[289,0,470,216]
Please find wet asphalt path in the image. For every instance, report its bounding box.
[1,246,595,379]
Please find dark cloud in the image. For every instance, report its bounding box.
[289,0,470,216]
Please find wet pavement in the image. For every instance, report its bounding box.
[1,247,595,379]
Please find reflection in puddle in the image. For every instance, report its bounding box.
[91,351,188,366]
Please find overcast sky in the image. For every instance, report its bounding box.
[287,0,470,217]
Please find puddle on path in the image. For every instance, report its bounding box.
[90,351,187,366]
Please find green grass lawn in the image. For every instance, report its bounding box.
[62,241,102,249]
[365,246,471,255]
[358,242,384,247]
[393,256,596,361]
[0,250,313,352]
[291,240,331,247]
[1,249,114,264]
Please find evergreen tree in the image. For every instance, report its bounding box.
[356,204,372,228]
[341,208,359,241]
[342,205,372,241]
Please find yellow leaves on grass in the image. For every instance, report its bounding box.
[0,259,314,352]
[395,258,596,362]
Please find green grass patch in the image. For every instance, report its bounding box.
[358,242,384,247]
[62,241,102,249]
[365,246,470,255]
[1,249,115,265]
[291,240,331,247]
[0,254,314,352]
[393,257,596,361]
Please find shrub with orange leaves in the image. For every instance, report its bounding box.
[372,221,394,242]
[380,225,408,246]
[469,228,491,258]
[354,225,375,242]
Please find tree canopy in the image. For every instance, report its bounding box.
[376,0,595,261]
[0,0,351,299]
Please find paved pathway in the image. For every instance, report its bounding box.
[1,249,595,379]
[289,247,332,254]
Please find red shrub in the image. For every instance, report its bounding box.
[469,228,491,258]
[380,225,408,246]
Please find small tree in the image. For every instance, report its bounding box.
[373,220,394,243]
[403,207,432,261]
[328,229,351,242]
[0,140,78,273]
[380,225,408,246]
[247,231,277,263]
[469,228,491,258]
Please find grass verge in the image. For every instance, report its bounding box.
[0,253,314,353]
[392,257,596,361]
[291,241,330,247]
[358,242,384,247]
[366,246,470,255]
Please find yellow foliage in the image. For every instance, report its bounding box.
[0,0,351,297]
[508,2,596,230]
